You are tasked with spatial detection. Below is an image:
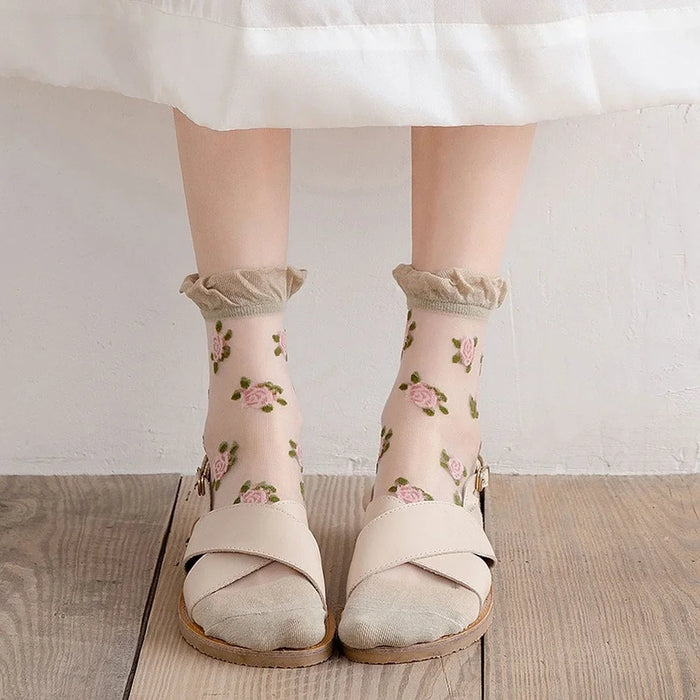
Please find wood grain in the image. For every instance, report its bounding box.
[483,474,699,699]
[129,474,481,700]
[0,474,180,700]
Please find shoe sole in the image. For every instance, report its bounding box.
[178,592,337,668]
[339,587,494,664]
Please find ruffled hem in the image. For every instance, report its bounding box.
[179,266,307,320]
[392,264,508,319]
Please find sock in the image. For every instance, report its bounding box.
[338,263,508,649]
[202,312,305,508]
[179,266,326,651]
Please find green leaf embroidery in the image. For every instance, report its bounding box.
[224,330,232,341]
[277,398,287,406]
[469,395,479,419]
[388,485,397,492]
[453,492,462,506]
[452,354,461,363]
[396,477,409,485]
[425,408,435,416]
[240,480,251,492]
[231,390,241,400]
[262,405,274,413]
[240,377,251,389]
[399,383,408,391]
[452,337,461,348]
[215,320,222,332]
[272,334,280,342]
[213,362,219,374]
[439,405,449,415]
[274,347,282,356]
[410,371,420,383]
[219,441,228,452]
[269,495,280,503]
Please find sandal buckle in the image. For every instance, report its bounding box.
[195,453,210,497]
[475,451,490,491]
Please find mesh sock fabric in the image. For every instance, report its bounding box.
[178,266,326,651]
[338,263,508,649]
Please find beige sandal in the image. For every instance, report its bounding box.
[178,456,336,668]
[339,451,496,664]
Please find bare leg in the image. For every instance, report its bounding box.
[338,124,536,650]
[411,124,536,274]
[173,109,290,273]
[173,109,325,651]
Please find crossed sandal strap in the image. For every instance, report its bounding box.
[182,502,328,614]
[346,499,497,608]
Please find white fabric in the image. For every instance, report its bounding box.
[1,1,699,129]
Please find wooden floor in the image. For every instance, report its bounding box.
[1,473,697,699]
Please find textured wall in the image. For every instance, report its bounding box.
[1,78,698,476]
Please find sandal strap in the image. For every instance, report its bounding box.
[183,502,327,610]
[346,500,496,600]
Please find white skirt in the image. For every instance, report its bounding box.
[1,1,699,130]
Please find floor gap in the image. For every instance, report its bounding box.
[122,475,182,700]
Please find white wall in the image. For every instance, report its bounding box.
[1,77,698,476]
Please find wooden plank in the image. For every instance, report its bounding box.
[0,474,180,700]
[130,474,481,700]
[483,474,699,699]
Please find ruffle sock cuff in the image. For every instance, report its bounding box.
[392,263,508,319]
[179,266,307,320]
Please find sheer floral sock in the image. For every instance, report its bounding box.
[178,267,325,651]
[338,263,508,649]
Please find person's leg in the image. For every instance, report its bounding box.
[339,124,536,648]
[173,108,325,650]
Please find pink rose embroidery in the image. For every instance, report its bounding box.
[241,488,269,504]
[210,320,233,373]
[242,385,275,409]
[388,477,433,502]
[212,454,229,481]
[399,372,448,416]
[460,338,475,366]
[232,378,287,412]
[396,485,424,503]
[272,330,288,360]
[209,440,238,491]
[448,457,464,481]
[408,382,438,410]
[440,449,466,485]
[211,333,224,361]
[233,479,280,504]
[452,335,479,373]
